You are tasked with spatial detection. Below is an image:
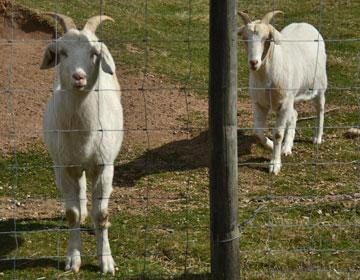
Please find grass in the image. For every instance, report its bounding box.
[15,0,360,92]
[0,0,359,279]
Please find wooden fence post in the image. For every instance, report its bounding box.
[209,0,239,279]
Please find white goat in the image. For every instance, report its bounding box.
[40,14,123,274]
[238,11,327,174]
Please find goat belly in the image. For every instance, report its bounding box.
[56,129,121,166]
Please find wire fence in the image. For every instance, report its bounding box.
[0,0,359,279]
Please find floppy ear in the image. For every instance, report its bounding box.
[269,26,282,45]
[99,44,116,75]
[40,42,60,69]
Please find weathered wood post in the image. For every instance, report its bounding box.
[209,0,239,279]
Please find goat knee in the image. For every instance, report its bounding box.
[66,208,80,228]
[92,209,111,229]
[274,130,284,142]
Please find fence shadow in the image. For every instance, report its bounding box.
[114,130,258,187]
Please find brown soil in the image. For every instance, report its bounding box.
[0,197,62,221]
[0,188,182,220]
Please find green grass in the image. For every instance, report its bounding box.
[1,0,359,279]
[16,0,360,91]
[0,130,358,279]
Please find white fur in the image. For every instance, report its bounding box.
[41,26,122,274]
[240,18,327,174]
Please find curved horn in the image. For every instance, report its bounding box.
[261,10,284,24]
[83,15,115,33]
[238,11,251,24]
[44,12,77,32]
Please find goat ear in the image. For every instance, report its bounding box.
[99,44,116,75]
[238,25,245,35]
[269,26,282,45]
[40,42,59,69]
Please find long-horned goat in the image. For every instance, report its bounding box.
[238,11,327,174]
[41,13,123,274]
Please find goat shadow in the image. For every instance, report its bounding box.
[0,217,97,272]
[114,129,259,187]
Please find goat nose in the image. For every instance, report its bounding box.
[72,72,85,81]
[250,60,258,66]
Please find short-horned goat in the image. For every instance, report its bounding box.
[238,11,327,174]
[41,13,123,274]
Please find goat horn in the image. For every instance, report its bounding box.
[261,10,284,24]
[83,15,115,33]
[238,11,251,24]
[44,12,77,32]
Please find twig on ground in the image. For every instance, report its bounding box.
[297,107,339,122]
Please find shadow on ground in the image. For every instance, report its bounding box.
[115,130,258,187]
[0,217,96,272]
[0,130,257,275]
[239,156,270,173]
[141,274,211,280]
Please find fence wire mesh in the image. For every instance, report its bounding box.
[0,0,359,279]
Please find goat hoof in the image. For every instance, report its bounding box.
[99,255,116,275]
[269,160,281,175]
[65,253,81,273]
[313,137,322,145]
[282,146,292,156]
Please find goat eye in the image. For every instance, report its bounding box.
[90,51,99,62]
